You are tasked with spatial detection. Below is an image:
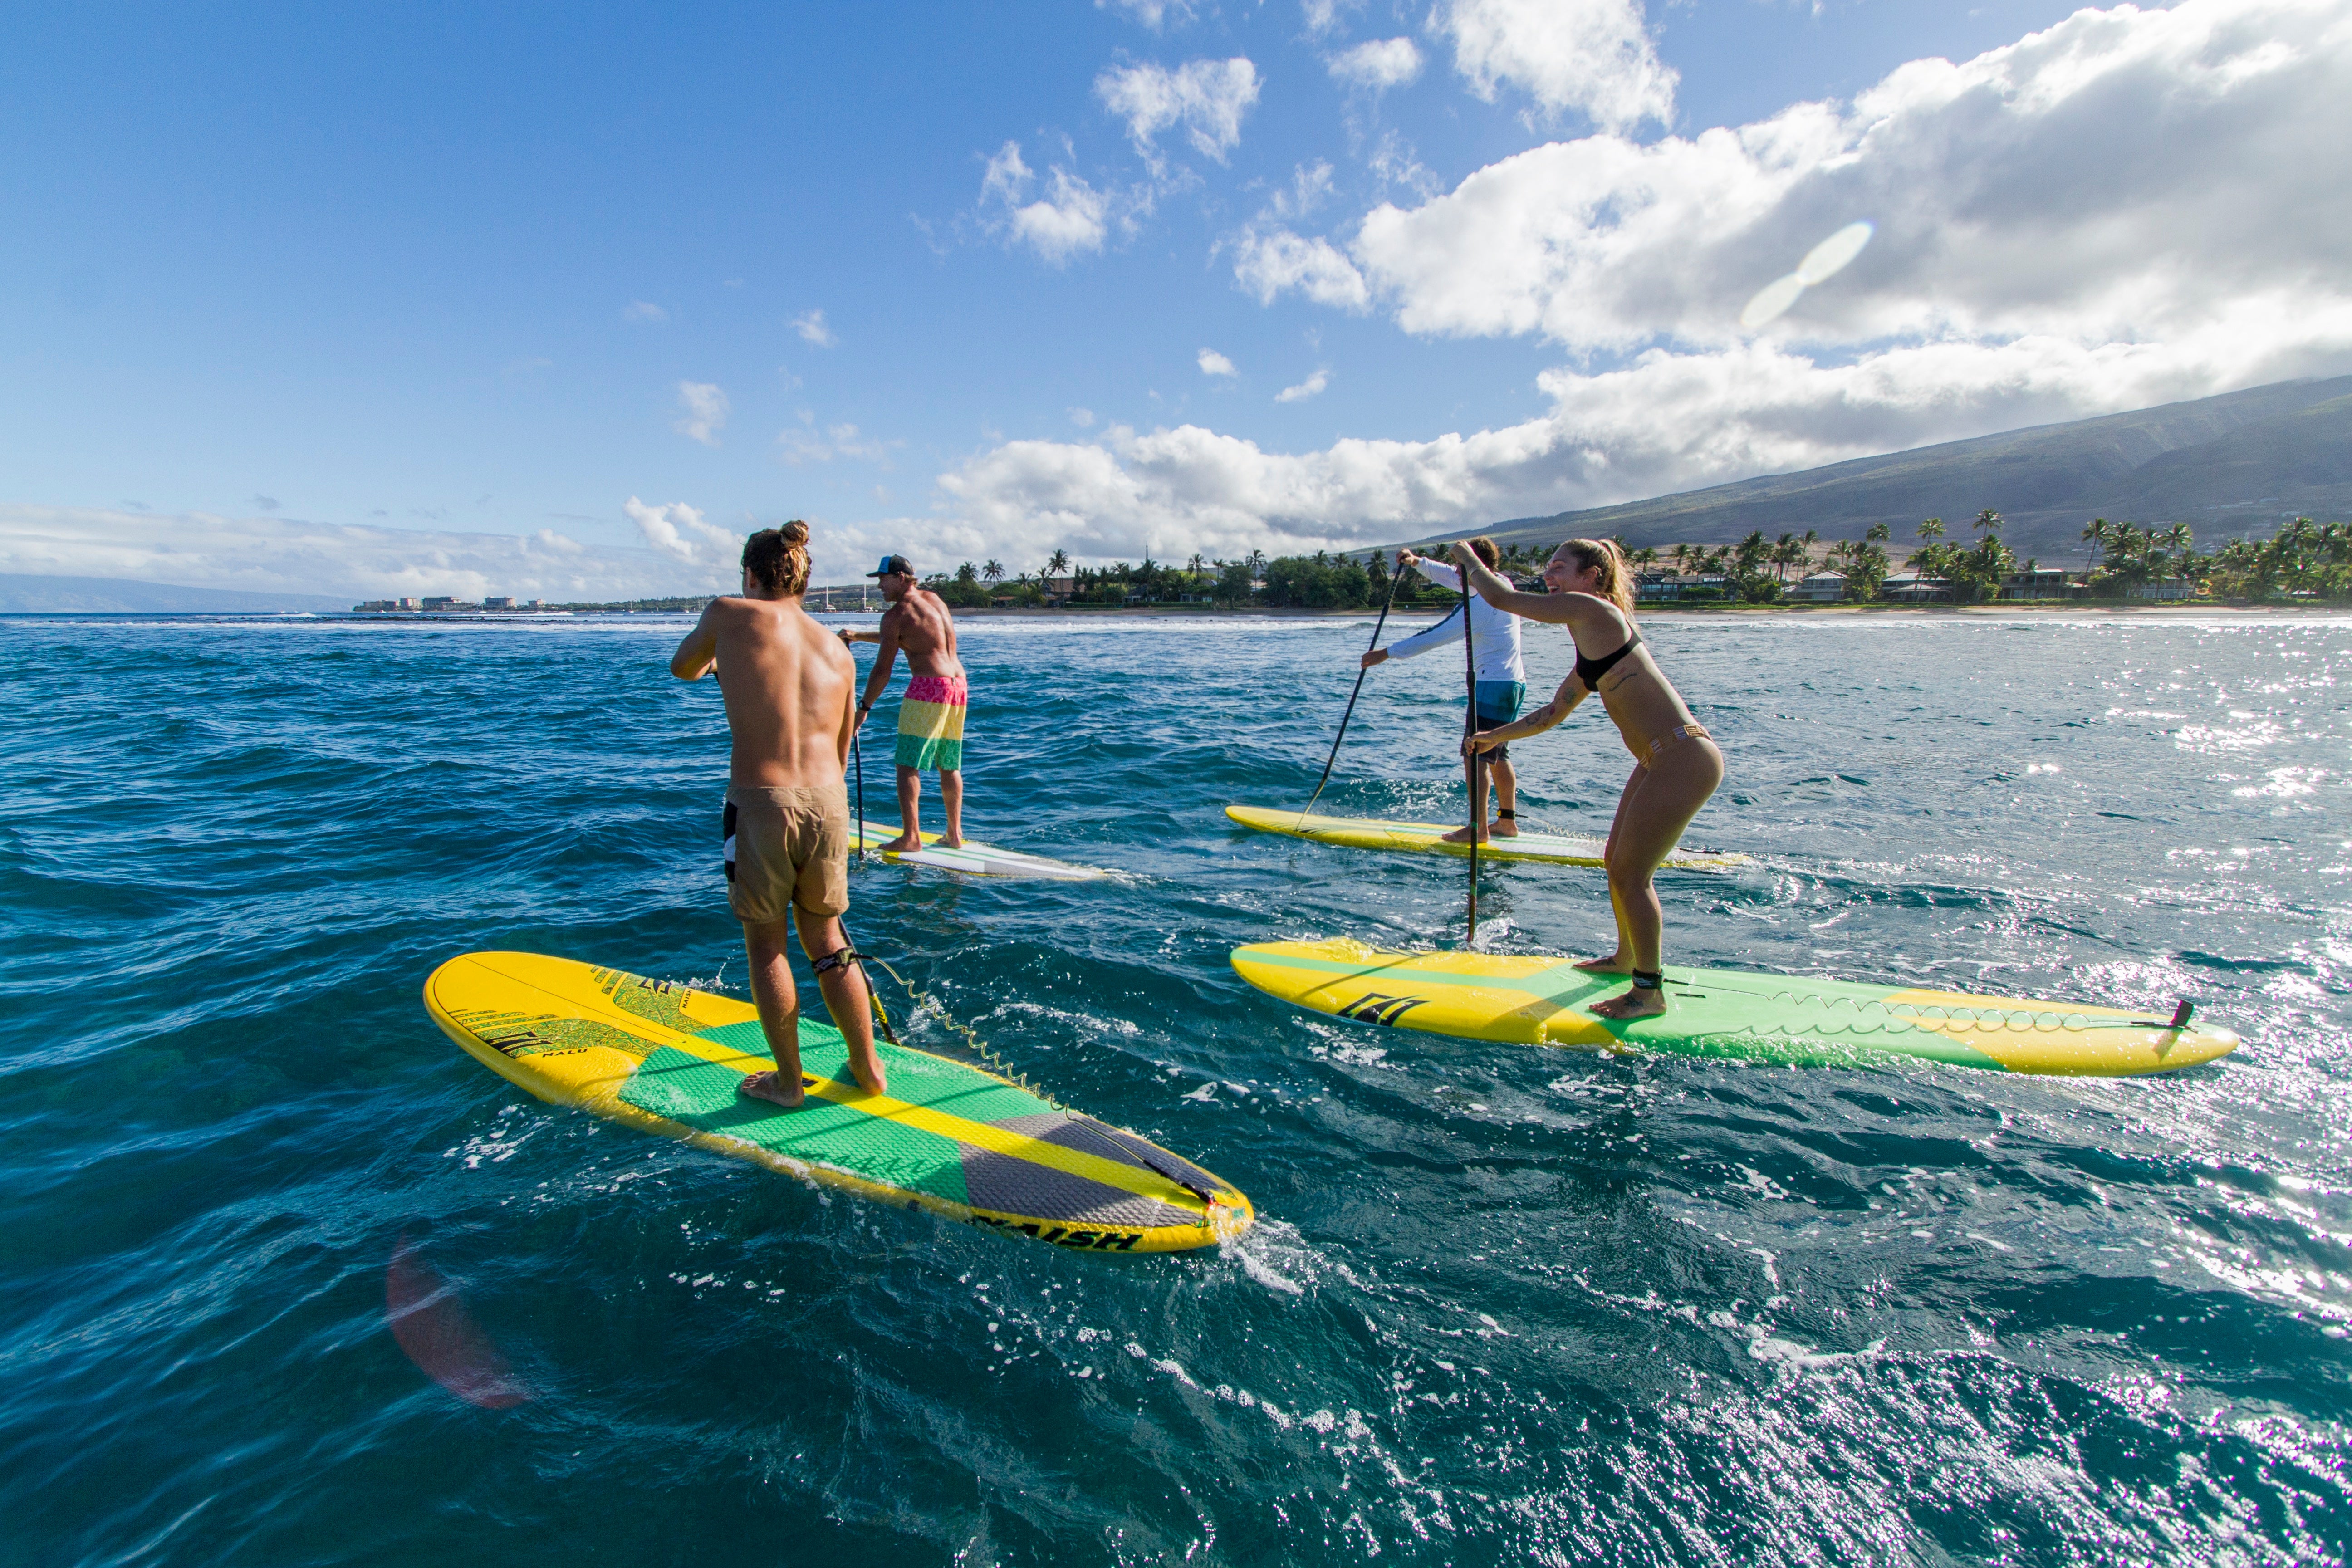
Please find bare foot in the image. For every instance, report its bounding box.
[1590,987,1668,1021]
[845,1049,889,1097]
[1490,817,1519,838]
[1438,824,1487,845]
[939,833,965,850]
[737,1070,810,1109]
[876,832,922,854]
[1574,953,1634,975]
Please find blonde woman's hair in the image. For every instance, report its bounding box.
[742,520,813,596]
[1560,537,1636,617]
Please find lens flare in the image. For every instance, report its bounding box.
[1740,220,1875,330]
[1796,220,1875,286]
[1739,273,1807,330]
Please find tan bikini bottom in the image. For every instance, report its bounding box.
[1642,722,1714,765]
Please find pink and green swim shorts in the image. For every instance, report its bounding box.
[895,675,967,771]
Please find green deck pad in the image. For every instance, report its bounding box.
[612,1016,1136,1208]
[1613,972,2007,1069]
[619,1042,972,1203]
[688,1019,1064,1124]
[1250,949,2011,1069]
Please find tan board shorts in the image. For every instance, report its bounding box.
[723,784,850,924]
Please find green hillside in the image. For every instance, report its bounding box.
[1446,376,2352,561]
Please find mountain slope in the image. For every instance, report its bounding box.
[1450,376,2352,559]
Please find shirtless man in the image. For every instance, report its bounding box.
[839,554,969,852]
[670,522,887,1106]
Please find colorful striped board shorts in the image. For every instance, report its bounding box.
[896,675,967,771]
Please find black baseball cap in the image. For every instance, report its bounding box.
[865,554,914,578]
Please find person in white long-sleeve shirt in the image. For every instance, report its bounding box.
[1359,538,1527,842]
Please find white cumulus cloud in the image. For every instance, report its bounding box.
[1327,37,1423,93]
[621,301,669,324]
[1096,57,1262,163]
[1438,0,1676,133]
[1275,369,1331,403]
[980,141,1112,265]
[1342,0,2352,362]
[1097,0,1198,28]
[623,496,737,573]
[791,309,836,346]
[673,381,730,446]
[1230,227,1370,310]
[1197,348,1239,377]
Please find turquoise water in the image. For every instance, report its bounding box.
[3,609,2347,1566]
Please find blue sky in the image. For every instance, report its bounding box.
[5,0,2347,598]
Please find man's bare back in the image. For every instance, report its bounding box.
[672,595,856,786]
[870,584,965,683]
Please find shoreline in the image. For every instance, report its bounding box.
[931,600,2341,620]
[5,601,2346,625]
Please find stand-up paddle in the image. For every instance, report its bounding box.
[853,702,867,864]
[1301,553,1404,820]
[1462,569,1480,946]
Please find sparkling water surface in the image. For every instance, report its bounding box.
[2,610,2347,1566]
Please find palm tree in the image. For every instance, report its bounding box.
[1672,543,1690,575]
[1245,549,1267,576]
[1917,517,1945,545]
[982,559,1004,583]
[2081,518,2108,577]
[1187,552,1205,579]
[1047,548,1070,578]
[1864,523,1891,545]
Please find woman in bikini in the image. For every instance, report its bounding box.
[1452,538,1724,1021]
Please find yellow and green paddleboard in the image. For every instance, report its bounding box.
[1225,804,1744,872]
[426,952,1251,1251]
[1232,939,2236,1077]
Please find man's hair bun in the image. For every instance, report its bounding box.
[742,523,813,595]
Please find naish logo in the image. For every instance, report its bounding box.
[970,1215,1142,1250]
[1337,993,1424,1027]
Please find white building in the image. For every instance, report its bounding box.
[1791,571,1848,603]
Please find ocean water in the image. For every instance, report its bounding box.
[2,608,2347,1567]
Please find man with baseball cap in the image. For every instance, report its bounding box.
[841,554,969,851]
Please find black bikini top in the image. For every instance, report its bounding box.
[1575,625,1643,692]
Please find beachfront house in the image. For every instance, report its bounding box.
[1881,571,1952,602]
[1791,571,1848,603]
[1638,572,1730,603]
[2000,566,2076,600]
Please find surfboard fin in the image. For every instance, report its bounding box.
[2170,999,2194,1030]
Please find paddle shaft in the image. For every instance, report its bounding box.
[1301,554,1405,818]
[1463,573,1481,944]
[853,692,867,863]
